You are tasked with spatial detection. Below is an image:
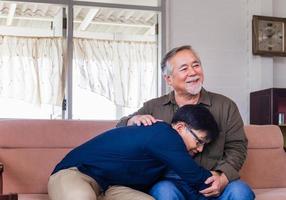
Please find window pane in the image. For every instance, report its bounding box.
[72,5,158,120]
[0,1,66,119]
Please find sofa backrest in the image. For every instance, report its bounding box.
[240,125,286,189]
[0,119,117,194]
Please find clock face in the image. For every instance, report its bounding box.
[258,20,284,52]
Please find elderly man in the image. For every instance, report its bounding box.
[116,45,254,200]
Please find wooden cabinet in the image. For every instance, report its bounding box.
[250,88,286,148]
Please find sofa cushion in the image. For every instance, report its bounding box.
[0,120,117,194]
[254,188,286,200]
[241,148,286,188]
[244,125,283,149]
[241,125,286,189]
[18,194,49,200]
[0,119,117,148]
[1,149,70,194]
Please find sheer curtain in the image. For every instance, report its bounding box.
[73,38,157,108]
[0,36,64,106]
[0,36,157,109]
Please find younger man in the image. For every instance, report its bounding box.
[48,105,219,200]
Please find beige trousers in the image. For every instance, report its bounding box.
[48,168,155,200]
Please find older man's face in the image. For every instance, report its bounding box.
[165,49,204,96]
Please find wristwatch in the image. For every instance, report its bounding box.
[214,170,223,176]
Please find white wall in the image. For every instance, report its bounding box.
[166,0,286,124]
[273,0,286,88]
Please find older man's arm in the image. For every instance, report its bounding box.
[201,101,247,197]
[214,101,247,181]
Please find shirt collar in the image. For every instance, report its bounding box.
[197,88,211,106]
[162,91,176,105]
[162,88,211,106]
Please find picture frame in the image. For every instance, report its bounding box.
[252,15,286,57]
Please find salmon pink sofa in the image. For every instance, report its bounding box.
[0,120,286,200]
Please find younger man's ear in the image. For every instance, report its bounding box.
[173,122,186,132]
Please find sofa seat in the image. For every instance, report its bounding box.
[18,194,48,200]
[254,188,286,200]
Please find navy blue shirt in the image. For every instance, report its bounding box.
[52,122,211,193]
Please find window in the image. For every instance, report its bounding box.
[0,1,65,119]
[72,6,159,119]
[0,0,162,120]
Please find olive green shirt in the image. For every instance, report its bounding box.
[117,88,247,181]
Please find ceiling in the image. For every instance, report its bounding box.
[0,1,157,38]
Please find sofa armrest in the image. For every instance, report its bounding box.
[0,194,18,200]
[0,164,18,200]
[0,163,3,195]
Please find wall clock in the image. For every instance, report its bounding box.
[252,15,286,57]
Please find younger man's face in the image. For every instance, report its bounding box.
[173,122,208,156]
[184,128,208,156]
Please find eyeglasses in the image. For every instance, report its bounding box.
[185,126,208,147]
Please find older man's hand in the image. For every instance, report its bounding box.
[199,171,229,197]
[127,115,161,126]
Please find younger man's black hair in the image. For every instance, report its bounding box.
[171,104,219,141]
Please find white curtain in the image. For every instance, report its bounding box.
[73,38,157,108]
[0,36,64,105]
[0,36,157,108]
